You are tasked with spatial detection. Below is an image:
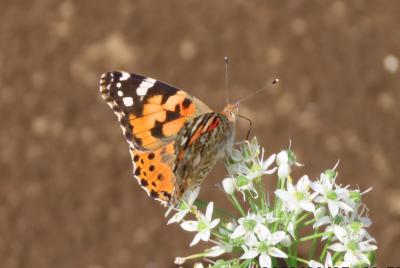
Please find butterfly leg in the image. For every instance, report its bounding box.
[238,114,253,140]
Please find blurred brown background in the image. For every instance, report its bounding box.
[1,0,399,267]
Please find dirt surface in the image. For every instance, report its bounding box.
[1,0,400,267]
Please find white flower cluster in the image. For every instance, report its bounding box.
[169,138,377,268]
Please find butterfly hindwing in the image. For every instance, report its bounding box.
[100,71,212,151]
[130,142,176,202]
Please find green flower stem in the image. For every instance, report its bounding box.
[254,177,267,212]
[297,231,333,243]
[272,257,278,268]
[211,230,225,240]
[304,218,317,226]
[332,251,342,264]
[287,246,296,267]
[308,226,319,260]
[239,258,253,268]
[247,191,259,213]
[228,193,246,217]
[284,211,295,230]
[287,255,309,265]
[292,240,298,267]
[320,234,333,261]
[273,176,286,232]
[212,259,239,268]
[295,212,311,225]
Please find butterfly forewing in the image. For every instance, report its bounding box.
[99,71,212,151]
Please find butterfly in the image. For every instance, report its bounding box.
[99,71,238,205]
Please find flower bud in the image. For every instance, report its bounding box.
[276,150,289,166]
[281,234,292,247]
[278,163,291,178]
[222,177,236,194]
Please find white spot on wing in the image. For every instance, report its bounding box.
[136,77,156,96]
[119,71,130,81]
[145,77,156,83]
[117,90,123,97]
[122,97,133,107]
[116,82,122,88]
[137,87,149,96]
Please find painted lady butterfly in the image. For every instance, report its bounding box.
[100,71,237,205]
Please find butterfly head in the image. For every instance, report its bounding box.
[222,102,239,122]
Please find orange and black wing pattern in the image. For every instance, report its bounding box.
[99,71,212,202]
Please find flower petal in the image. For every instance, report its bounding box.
[168,211,187,225]
[264,154,277,169]
[328,200,339,217]
[205,202,214,222]
[333,225,347,243]
[200,230,210,241]
[257,224,271,240]
[300,200,315,212]
[259,253,272,268]
[268,247,288,258]
[240,249,259,259]
[338,201,353,212]
[190,233,202,247]
[270,231,286,245]
[297,175,310,192]
[231,225,246,239]
[180,221,198,232]
[264,167,277,175]
[309,260,324,268]
[325,252,333,267]
[275,190,291,202]
[313,216,331,228]
[205,245,225,257]
[209,218,220,229]
[329,242,346,252]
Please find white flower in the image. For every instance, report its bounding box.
[227,139,276,193]
[240,229,288,268]
[311,173,353,217]
[242,153,277,180]
[329,225,377,266]
[230,213,269,239]
[180,202,220,246]
[275,175,317,213]
[230,152,277,199]
[222,177,236,194]
[193,263,204,268]
[167,187,199,224]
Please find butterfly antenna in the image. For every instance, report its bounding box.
[224,56,230,105]
[236,78,279,104]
